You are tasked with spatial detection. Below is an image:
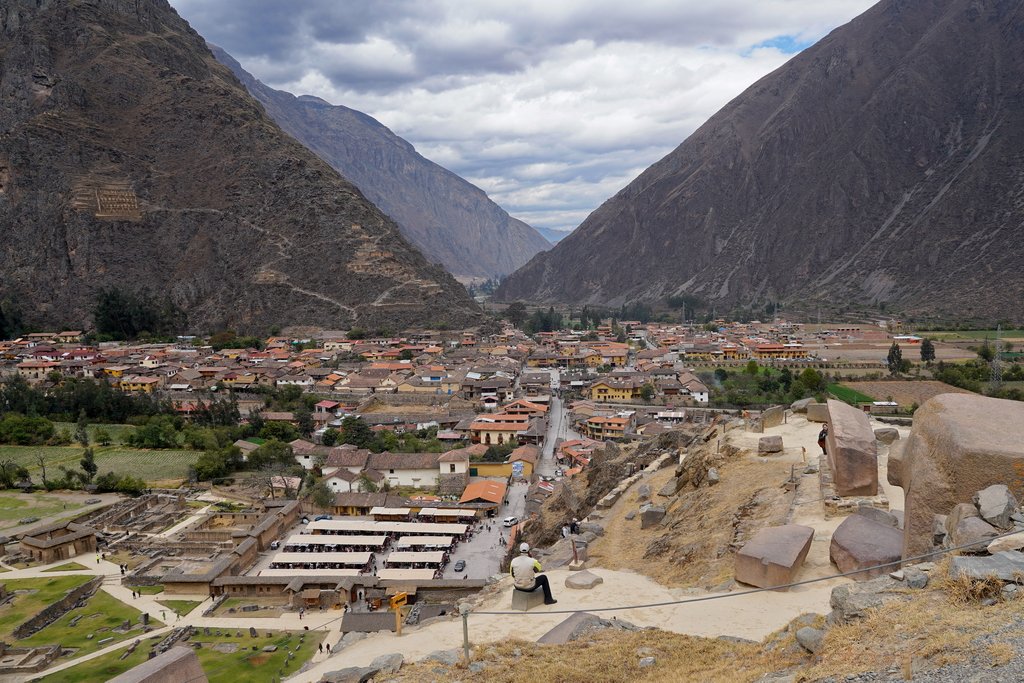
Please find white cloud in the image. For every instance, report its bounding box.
[172,0,878,235]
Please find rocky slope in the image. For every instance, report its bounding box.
[497,0,1024,321]
[212,47,550,281]
[0,0,481,333]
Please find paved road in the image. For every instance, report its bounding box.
[538,393,582,477]
[441,480,527,580]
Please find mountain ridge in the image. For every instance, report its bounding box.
[0,0,481,333]
[211,46,550,281]
[496,0,1024,322]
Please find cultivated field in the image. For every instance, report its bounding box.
[841,380,974,407]
[0,446,201,483]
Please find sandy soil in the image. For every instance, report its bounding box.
[843,380,973,407]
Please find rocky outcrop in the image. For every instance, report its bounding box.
[898,394,1024,559]
[496,0,1024,322]
[826,400,878,497]
[212,47,549,281]
[0,0,480,333]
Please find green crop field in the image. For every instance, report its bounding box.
[925,329,1024,340]
[0,446,200,483]
[828,383,876,404]
[39,629,322,683]
[51,422,136,445]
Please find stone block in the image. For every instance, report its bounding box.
[370,653,404,675]
[830,515,902,581]
[510,589,545,611]
[795,627,824,654]
[950,550,1024,582]
[902,566,928,589]
[825,399,878,497]
[791,398,815,413]
[762,405,785,429]
[707,467,720,485]
[758,435,784,454]
[900,394,1024,559]
[658,477,683,497]
[987,531,1024,554]
[949,515,998,552]
[734,524,814,590]
[874,427,900,444]
[806,403,829,423]
[640,506,666,529]
[854,505,899,528]
[887,439,906,487]
[565,570,604,590]
[636,484,651,502]
[974,484,1018,530]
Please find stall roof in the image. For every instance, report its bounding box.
[417,508,476,517]
[369,507,412,516]
[393,536,454,547]
[377,568,438,580]
[307,520,467,535]
[286,534,387,546]
[259,568,361,577]
[385,551,446,565]
[271,552,371,565]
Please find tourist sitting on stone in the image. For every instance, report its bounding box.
[510,543,557,605]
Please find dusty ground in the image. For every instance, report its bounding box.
[842,380,973,407]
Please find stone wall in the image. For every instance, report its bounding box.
[13,576,102,638]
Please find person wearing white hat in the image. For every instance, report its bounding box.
[509,542,556,604]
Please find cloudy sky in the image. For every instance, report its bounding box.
[170,0,877,237]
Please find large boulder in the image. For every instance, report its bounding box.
[791,398,815,413]
[758,435,784,454]
[640,506,666,529]
[806,403,830,423]
[874,427,900,444]
[854,505,899,528]
[950,551,1024,581]
[825,399,878,497]
[734,525,814,590]
[900,394,1024,559]
[829,515,902,581]
[828,575,909,624]
[974,484,1018,530]
[886,439,907,488]
[762,406,785,429]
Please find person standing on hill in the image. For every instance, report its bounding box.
[817,424,829,456]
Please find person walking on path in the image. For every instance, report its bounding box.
[510,543,557,605]
[817,424,829,456]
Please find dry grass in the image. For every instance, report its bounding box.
[799,576,1024,680]
[384,629,803,683]
[842,380,973,407]
[588,451,794,589]
[987,642,1016,667]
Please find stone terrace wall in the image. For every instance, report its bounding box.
[13,576,102,638]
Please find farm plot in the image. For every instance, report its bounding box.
[0,446,200,484]
[841,380,974,408]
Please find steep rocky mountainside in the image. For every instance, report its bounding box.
[212,47,550,281]
[498,0,1024,321]
[0,0,481,333]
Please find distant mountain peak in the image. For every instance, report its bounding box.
[212,46,550,280]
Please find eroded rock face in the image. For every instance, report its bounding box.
[900,394,1024,559]
[826,400,878,497]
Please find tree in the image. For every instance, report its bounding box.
[398,349,415,361]
[80,448,98,483]
[321,428,339,447]
[920,338,936,363]
[340,416,374,449]
[744,360,759,376]
[75,410,90,446]
[505,301,528,328]
[886,342,903,376]
[295,406,314,438]
[639,383,656,402]
[308,480,335,511]
[977,339,995,362]
[357,473,379,493]
[94,427,112,446]
[247,440,294,470]
[35,453,47,485]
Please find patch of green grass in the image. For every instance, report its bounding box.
[41,562,89,572]
[156,599,200,616]
[36,635,158,683]
[134,584,164,595]
[20,590,163,657]
[828,383,876,404]
[213,597,285,618]
[0,575,94,640]
[38,630,321,683]
[0,491,83,528]
[924,329,1024,340]
[51,423,136,446]
[0,446,200,484]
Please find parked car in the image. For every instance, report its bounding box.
[314,514,332,521]
[301,517,309,524]
[503,516,519,527]
[453,560,466,572]
[270,540,280,550]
